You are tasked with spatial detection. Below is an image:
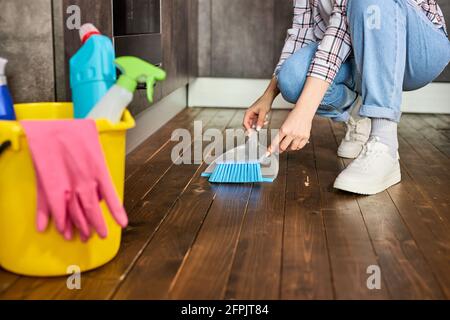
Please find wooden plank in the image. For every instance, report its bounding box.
[387,170,450,298]
[402,114,450,157]
[399,116,450,169]
[0,110,236,300]
[436,114,450,127]
[124,108,220,211]
[0,271,19,295]
[313,118,389,299]
[281,120,334,299]
[0,276,117,300]
[387,122,450,297]
[168,183,253,299]
[397,121,450,220]
[331,119,447,299]
[224,111,288,300]
[352,191,445,299]
[168,113,255,299]
[113,111,245,299]
[435,114,450,140]
[330,119,445,299]
[125,108,203,180]
[419,114,449,130]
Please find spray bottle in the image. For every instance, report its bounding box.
[87,56,166,123]
[0,58,15,121]
[70,24,116,118]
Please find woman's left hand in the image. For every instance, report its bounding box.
[268,107,313,154]
[267,76,330,155]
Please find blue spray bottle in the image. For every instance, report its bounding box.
[70,24,116,118]
[0,58,15,121]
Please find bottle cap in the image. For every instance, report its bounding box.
[79,23,101,44]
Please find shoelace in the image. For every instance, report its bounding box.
[352,137,381,170]
[344,118,368,143]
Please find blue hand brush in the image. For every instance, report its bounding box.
[202,143,279,184]
[206,161,272,183]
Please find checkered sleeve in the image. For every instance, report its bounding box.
[274,0,316,75]
[419,0,448,36]
[307,0,352,84]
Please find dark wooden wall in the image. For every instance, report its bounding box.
[436,1,450,82]
[57,0,198,115]
[198,0,292,78]
[57,0,114,102]
[1,0,448,105]
[0,0,55,103]
[198,0,450,82]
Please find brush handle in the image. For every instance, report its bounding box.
[259,150,279,163]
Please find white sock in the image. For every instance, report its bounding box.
[370,118,398,158]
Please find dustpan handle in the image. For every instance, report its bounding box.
[0,140,11,156]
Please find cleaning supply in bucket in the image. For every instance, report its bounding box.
[0,58,15,120]
[202,131,279,183]
[87,56,166,123]
[70,24,116,119]
[21,119,128,241]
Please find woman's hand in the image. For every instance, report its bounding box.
[243,77,280,132]
[269,107,313,153]
[268,76,330,154]
[243,96,272,131]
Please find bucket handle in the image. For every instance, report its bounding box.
[0,140,11,156]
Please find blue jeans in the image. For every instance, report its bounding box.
[276,0,450,123]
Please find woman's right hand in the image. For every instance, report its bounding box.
[243,96,272,132]
[243,76,280,132]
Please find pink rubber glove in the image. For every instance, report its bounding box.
[22,120,128,240]
[36,172,73,240]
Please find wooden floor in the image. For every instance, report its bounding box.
[1,109,450,300]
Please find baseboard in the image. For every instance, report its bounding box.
[188,77,450,114]
[126,86,187,154]
[401,83,450,113]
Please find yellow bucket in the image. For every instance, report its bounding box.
[0,103,135,276]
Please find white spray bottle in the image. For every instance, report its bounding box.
[87,56,166,123]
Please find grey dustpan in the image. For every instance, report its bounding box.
[201,137,279,182]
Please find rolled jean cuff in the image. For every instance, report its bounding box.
[316,109,350,123]
[359,104,402,123]
[331,111,350,123]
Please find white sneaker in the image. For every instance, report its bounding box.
[334,137,401,195]
[338,116,371,159]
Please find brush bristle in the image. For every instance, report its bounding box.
[208,162,264,183]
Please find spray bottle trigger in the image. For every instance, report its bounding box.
[146,77,156,103]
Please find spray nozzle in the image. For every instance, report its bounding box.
[0,58,8,85]
[115,56,166,103]
[0,58,8,76]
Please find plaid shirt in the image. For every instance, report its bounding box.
[275,0,448,84]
